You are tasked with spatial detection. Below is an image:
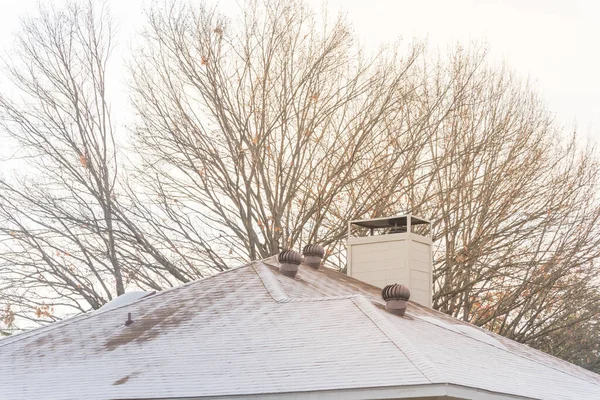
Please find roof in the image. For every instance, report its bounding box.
[1,257,600,400]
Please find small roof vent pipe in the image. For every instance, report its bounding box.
[125,312,134,326]
[382,284,410,316]
[302,244,325,269]
[278,250,302,278]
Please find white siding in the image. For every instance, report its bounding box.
[347,233,432,307]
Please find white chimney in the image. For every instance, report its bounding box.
[346,215,433,307]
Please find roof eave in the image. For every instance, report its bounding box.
[128,383,537,400]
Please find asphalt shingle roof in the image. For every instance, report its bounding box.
[1,256,600,399]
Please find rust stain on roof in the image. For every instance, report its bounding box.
[29,333,73,348]
[265,259,427,315]
[113,371,139,386]
[113,375,130,385]
[32,335,50,347]
[105,307,187,351]
[19,333,73,359]
[265,259,382,298]
[104,288,227,352]
[311,264,382,295]
[3,260,600,400]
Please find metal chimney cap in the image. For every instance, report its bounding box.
[382,284,411,301]
[278,250,302,265]
[302,244,325,257]
[350,215,430,230]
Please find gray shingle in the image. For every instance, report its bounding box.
[1,257,599,399]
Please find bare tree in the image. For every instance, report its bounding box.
[0,1,202,329]
[129,1,600,370]
[0,1,124,326]
[403,48,600,368]
[129,0,431,267]
[1,0,600,374]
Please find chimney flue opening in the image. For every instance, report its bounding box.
[382,284,410,316]
[302,244,325,269]
[278,250,302,278]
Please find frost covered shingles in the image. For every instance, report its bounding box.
[1,257,600,399]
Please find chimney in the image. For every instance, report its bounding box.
[278,250,302,278]
[346,215,433,307]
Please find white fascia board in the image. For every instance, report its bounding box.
[140,383,535,400]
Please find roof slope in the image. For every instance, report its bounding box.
[1,257,600,400]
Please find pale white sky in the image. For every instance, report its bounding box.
[0,0,598,139]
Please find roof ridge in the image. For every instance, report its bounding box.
[0,263,248,348]
[253,260,365,303]
[253,261,289,302]
[352,296,444,384]
[282,295,359,302]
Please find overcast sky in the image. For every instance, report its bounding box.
[0,0,598,141]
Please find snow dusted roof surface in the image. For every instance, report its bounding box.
[1,257,600,400]
[96,290,155,312]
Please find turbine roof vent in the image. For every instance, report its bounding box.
[303,244,325,257]
[382,283,410,316]
[278,249,302,278]
[302,244,325,269]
